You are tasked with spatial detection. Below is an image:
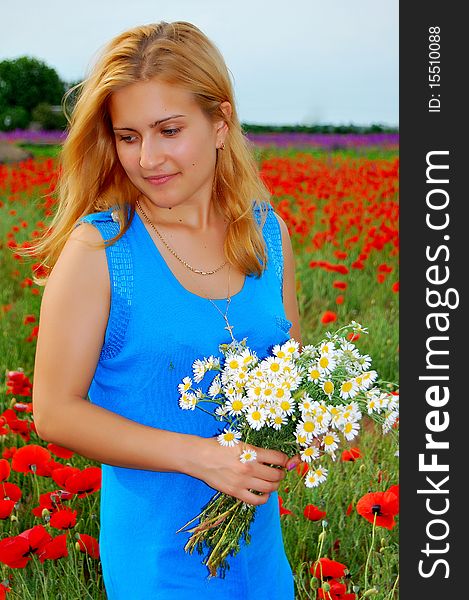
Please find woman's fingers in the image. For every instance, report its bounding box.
[255,447,290,468]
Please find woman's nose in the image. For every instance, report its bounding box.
[139,139,165,170]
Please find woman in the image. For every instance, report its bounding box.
[32,21,301,599]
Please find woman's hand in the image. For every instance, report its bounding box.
[186,437,298,506]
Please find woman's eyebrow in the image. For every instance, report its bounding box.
[113,114,187,132]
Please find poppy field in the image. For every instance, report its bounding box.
[0,134,399,599]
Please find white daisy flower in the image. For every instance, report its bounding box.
[239,348,258,367]
[215,404,229,418]
[322,380,335,397]
[282,339,301,358]
[217,428,241,447]
[246,407,267,430]
[339,379,359,400]
[204,355,220,371]
[227,396,247,416]
[362,370,378,386]
[322,431,339,454]
[357,354,372,371]
[239,449,257,463]
[319,341,336,356]
[177,376,192,394]
[179,392,197,410]
[277,397,295,416]
[305,465,328,488]
[225,354,243,372]
[383,410,399,434]
[261,356,284,376]
[192,359,207,383]
[300,446,319,463]
[308,364,322,384]
[208,375,222,398]
[350,321,368,334]
[342,420,360,440]
[270,413,288,430]
[318,353,337,374]
[294,429,310,447]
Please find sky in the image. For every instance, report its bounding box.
[1,0,398,127]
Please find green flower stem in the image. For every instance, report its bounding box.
[364,514,377,590]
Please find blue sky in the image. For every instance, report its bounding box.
[2,0,398,126]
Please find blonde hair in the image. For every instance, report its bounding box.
[21,21,271,283]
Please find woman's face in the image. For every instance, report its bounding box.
[109,79,229,210]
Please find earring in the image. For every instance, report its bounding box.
[217,142,225,151]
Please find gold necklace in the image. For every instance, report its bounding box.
[135,199,228,276]
[206,264,236,342]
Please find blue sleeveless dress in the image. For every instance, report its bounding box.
[78,203,295,600]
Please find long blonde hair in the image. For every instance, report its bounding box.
[21,21,271,283]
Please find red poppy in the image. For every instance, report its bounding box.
[392,281,399,293]
[31,490,74,517]
[47,443,75,460]
[5,371,32,396]
[0,525,52,568]
[387,484,400,510]
[345,502,353,516]
[351,260,364,270]
[318,580,356,599]
[0,500,16,520]
[23,315,37,324]
[303,504,327,521]
[377,273,386,284]
[37,533,69,562]
[0,459,10,482]
[341,448,362,462]
[296,462,309,477]
[0,581,11,599]
[278,496,293,516]
[65,466,102,497]
[347,332,360,342]
[356,491,399,529]
[310,557,347,579]
[76,533,100,559]
[333,281,347,290]
[49,507,78,530]
[321,311,337,324]
[335,295,344,305]
[11,444,51,475]
[1,482,22,504]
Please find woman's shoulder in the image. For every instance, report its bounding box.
[76,206,120,227]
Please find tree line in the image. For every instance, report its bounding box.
[0,56,398,134]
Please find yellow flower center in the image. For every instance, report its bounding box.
[342,381,353,393]
[303,421,314,433]
[323,381,334,395]
[310,369,321,380]
[232,400,243,411]
[324,435,334,446]
[319,356,329,369]
[276,389,286,398]
[224,432,234,441]
[280,400,291,411]
[270,362,280,372]
[229,359,239,369]
[252,411,261,421]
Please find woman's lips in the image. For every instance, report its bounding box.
[144,173,178,185]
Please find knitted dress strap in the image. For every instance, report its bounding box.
[254,202,292,335]
[253,202,285,293]
[74,208,133,361]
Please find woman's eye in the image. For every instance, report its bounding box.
[161,128,181,136]
[118,135,137,143]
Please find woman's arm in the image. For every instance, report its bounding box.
[274,213,302,345]
[33,222,290,505]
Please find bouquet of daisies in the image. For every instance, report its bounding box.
[177,322,399,577]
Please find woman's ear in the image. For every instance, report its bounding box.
[215,101,232,140]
